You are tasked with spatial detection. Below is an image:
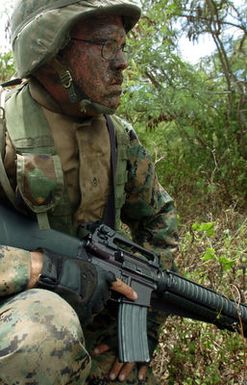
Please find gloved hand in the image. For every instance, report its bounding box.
[37,249,116,324]
[92,343,149,383]
[91,306,159,382]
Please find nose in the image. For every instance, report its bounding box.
[111,50,128,71]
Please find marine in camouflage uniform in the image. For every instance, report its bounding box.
[0,1,179,384]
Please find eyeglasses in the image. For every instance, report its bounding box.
[71,38,128,60]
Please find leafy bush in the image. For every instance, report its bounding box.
[0,51,15,83]
[153,209,247,384]
[119,0,247,211]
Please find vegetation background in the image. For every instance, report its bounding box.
[0,0,246,384]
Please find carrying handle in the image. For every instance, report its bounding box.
[118,303,150,363]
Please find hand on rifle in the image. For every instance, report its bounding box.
[93,342,148,382]
[29,250,138,318]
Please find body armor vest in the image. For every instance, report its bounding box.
[1,84,130,234]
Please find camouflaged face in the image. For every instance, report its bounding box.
[0,246,31,296]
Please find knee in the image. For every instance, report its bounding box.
[0,289,91,384]
[15,289,89,359]
[21,288,83,346]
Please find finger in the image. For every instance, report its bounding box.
[118,362,136,382]
[109,359,124,381]
[138,365,148,381]
[93,343,110,356]
[111,278,138,301]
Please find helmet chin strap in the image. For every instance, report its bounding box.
[51,58,116,115]
[79,99,116,115]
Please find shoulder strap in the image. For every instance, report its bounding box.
[0,89,17,207]
[5,84,56,154]
[103,115,117,229]
[4,85,65,229]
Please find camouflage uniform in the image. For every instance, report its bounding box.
[0,288,91,385]
[0,80,177,384]
[0,1,178,384]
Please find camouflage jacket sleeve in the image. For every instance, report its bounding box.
[0,245,31,297]
[121,132,179,270]
[0,134,31,297]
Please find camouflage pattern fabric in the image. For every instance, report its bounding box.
[3,81,179,260]
[17,153,64,208]
[0,290,160,385]
[11,0,141,78]
[0,289,91,385]
[0,83,178,384]
[0,246,31,297]
[122,133,179,270]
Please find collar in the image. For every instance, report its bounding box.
[28,78,64,114]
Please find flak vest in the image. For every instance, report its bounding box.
[0,84,130,235]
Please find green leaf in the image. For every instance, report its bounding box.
[218,256,235,271]
[192,222,216,237]
[202,247,217,261]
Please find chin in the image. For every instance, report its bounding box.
[105,96,121,110]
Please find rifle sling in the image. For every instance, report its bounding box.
[103,115,117,229]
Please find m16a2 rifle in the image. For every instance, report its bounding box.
[0,204,246,363]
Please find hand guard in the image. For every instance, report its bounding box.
[37,249,116,324]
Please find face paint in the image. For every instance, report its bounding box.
[63,16,128,111]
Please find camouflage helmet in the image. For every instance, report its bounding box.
[11,0,141,78]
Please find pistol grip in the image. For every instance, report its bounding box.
[118,303,150,363]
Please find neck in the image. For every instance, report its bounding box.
[33,69,116,118]
[33,71,94,118]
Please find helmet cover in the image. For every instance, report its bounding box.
[11,0,141,77]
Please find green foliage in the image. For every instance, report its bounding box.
[133,9,247,371]
[153,209,247,384]
[192,222,216,237]
[120,0,247,212]
[0,2,246,383]
[0,51,15,83]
